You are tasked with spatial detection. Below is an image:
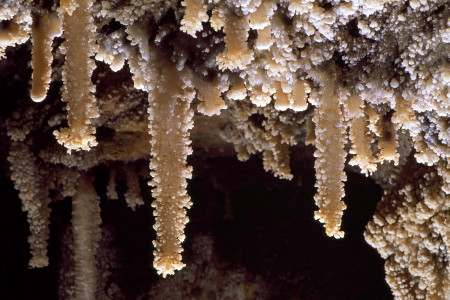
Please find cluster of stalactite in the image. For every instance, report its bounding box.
[1,0,448,299]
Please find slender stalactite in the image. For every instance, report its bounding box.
[216,12,254,71]
[53,0,99,152]
[148,63,196,277]
[180,0,208,37]
[30,13,62,102]
[311,72,347,238]
[8,141,52,268]
[344,94,377,175]
[71,174,101,300]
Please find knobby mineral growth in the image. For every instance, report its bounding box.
[1,0,449,299]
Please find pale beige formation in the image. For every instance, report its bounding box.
[125,22,157,91]
[7,141,52,268]
[226,77,247,101]
[210,5,225,31]
[180,0,208,37]
[0,1,31,59]
[6,103,81,268]
[53,0,99,152]
[221,97,298,181]
[148,63,195,277]
[291,80,310,112]
[273,82,292,111]
[393,96,443,166]
[305,116,315,146]
[249,0,276,51]
[125,22,196,277]
[71,175,101,300]
[193,75,227,116]
[377,117,400,165]
[30,14,62,102]
[263,134,293,180]
[124,168,145,210]
[216,12,254,70]
[365,162,450,299]
[249,0,275,30]
[310,72,347,238]
[0,6,32,59]
[343,95,376,175]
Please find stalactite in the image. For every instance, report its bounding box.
[124,168,144,211]
[53,0,99,152]
[274,81,292,111]
[106,169,118,200]
[193,75,227,116]
[180,0,208,37]
[71,174,101,300]
[291,80,310,112]
[262,134,293,180]
[377,114,400,165]
[305,115,315,146]
[311,71,347,238]
[226,76,247,101]
[392,95,441,166]
[148,63,195,277]
[249,0,276,51]
[30,13,62,102]
[344,94,376,175]
[8,141,52,268]
[216,12,254,71]
[125,21,156,91]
